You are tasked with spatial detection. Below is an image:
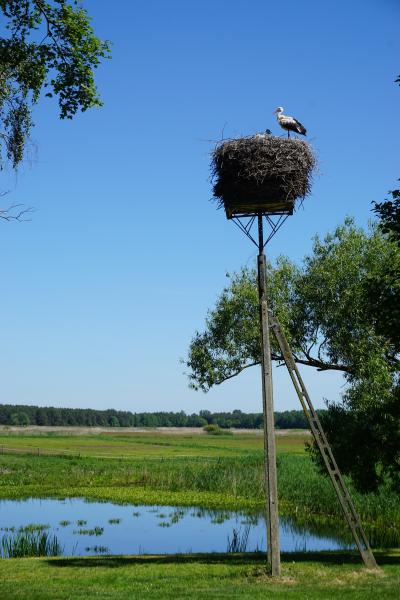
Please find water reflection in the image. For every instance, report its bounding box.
[0,498,397,558]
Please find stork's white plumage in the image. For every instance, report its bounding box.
[274,107,307,138]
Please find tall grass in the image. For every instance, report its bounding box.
[227,526,251,552]
[1,530,63,558]
[1,451,399,535]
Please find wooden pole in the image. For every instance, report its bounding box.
[257,212,280,577]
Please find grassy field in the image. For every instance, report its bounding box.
[0,551,399,599]
[1,428,399,597]
[0,428,399,539]
[0,428,307,457]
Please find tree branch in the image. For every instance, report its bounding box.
[211,353,353,388]
[0,201,33,222]
[34,0,69,66]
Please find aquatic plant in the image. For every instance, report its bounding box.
[240,515,258,526]
[85,545,109,554]
[108,518,121,525]
[170,509,185,524]
[211,511,231,524]
[1,530,63,558]
[59,520,71,527]
[18,524,49,533]
[227,525,250,553]
[76,520,87,526]
[73,527,103,536]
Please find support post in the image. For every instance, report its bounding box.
[257,212,280,576]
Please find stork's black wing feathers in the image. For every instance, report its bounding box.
[292,118,307,135]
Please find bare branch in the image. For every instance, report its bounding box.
[0,202,34,222]
[211,352,353,388]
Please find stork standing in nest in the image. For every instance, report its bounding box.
[274,107,307,138]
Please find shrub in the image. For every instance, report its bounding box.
[203,424,232,436]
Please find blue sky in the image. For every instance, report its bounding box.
[0,0,399,414]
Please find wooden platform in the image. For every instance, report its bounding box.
[224,200,294,219]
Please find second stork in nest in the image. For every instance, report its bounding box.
[274,107,307,138]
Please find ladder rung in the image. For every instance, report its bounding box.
[270,311,377,569]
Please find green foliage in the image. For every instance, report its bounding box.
[314,394,400,493]
[0,0,110,168]
[369,183,400,350]
[0,404,312,429]
[9,411,30,426]
[186,219,400,491]
[73,526,103,536]
[185,260,303,392]
[186,218,399,392]
[203,424,232,436]
[373,184,400,244]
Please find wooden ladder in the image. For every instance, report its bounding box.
[269,313,378,569]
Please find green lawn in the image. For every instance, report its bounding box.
[0,551,399,599]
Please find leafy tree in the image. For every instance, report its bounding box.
[0,0,110,169]
[372,185,400,244]
[35,407,48,425]
[0,403,310,429]
[185,219,400,491]
[369,181,400,351]
[10,411,30,425]
[9,412,19,425]
[18,411,30,426]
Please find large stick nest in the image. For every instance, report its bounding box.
[211,135,316,217]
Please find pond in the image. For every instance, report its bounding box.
[0,498,359,557]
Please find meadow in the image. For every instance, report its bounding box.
[0,428,399,541]
[0,427,306,457]
[1,428,399,598]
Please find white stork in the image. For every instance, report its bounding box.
[274,107,307,138]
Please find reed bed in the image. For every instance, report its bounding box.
[1,530,63,558]
[0,452,398,536]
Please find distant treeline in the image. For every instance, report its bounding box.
[0,405,325,429]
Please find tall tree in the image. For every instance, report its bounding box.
[185,219,400,491]
[0,0,110,170]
